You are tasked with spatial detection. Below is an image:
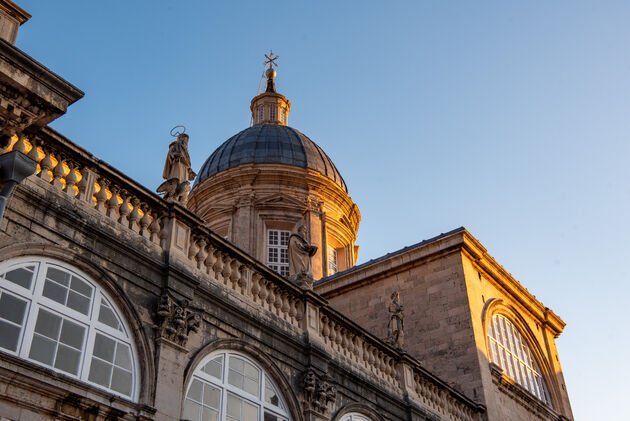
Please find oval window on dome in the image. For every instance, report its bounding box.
[183,351,290,421]
[488,314,551,405]
[0,257,139,400]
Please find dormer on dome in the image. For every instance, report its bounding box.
[250,52,291,126]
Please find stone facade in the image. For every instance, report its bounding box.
[0,4,572,421]
[315,229,573,421]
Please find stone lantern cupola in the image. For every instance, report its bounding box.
[188,53,360,281]
[250,53,291,126]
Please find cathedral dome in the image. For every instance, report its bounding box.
[195,123,348,192]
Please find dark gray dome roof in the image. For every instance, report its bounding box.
[195,124,347,192]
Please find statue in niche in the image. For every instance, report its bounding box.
[157,126,196,204]
[387,290,404,349]
[288,222,318,288]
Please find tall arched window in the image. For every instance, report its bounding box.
[182,351,290,421]
[488,314,551,405]
[340,414,371,421]
[0,257,139,400]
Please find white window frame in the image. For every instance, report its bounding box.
[340,414,371,421]
[266,229,290,277]
[0,257,139,401]
[182,350,291,421]
[488,314,551,406]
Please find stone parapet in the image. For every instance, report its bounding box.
[2,124,486,421]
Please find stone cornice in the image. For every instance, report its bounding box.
[316,228,566,335]
[460,230,566,335]
[0,38,83,109]
[0,1,30,24]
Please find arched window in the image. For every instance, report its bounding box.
[182,351,290,421]
[488,314,551,405]
[340,414,371,421]
[0,257,139,400]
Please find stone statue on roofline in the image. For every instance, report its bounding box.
[288,221,318,288]
[387,290,404,349]
[157,126,196,204]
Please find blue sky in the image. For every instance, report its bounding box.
[16,1,630,419]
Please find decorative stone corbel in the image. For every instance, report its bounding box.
[301,368,337,415]
[156,292,201,347]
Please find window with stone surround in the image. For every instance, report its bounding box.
[327,246,338,276]
[182,351,291,421]
[0,257,138,400]
[267,229,290,277]
[488,314,551,405]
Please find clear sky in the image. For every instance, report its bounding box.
[15,1,629,419]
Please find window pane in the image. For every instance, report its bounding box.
[228,370,244,389]
[244,377,259,396]
[0,292,27,324]
[188,378,203,402]
[29,334,56,365]
[88,357,113,387]
[202,407,219,421]
[115,342,132,370]
[227,394,241,419]
[93,333,116,362]
[98,301,121,330]
[46,267,70,286]
[67,291,90,315]
[244,401,258,421]
[0,320,21,351]
[203,383,221,409]
[42,280,68,305]
[265,379,280,406]
[34,309,61,339]
[182,399,201,421]
[70,276,92,297]
[111,367,132,396]
[59,319,85,350]
[202,356,223,379]
[264,412,281,421]
[54,344,81,374]
[3,266,34,289]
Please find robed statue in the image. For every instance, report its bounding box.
[157,127,196,204]
[387,291,404,349]
[288,222,317,288]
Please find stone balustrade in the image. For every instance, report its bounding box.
[3,127,485,421]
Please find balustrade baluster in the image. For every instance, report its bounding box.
[118,191,131,224]
[195,239,207,270]
[128,198,141,232]
[50,154,65,190]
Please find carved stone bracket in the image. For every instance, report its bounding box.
[156,292,201,347]
[301,368,337,415]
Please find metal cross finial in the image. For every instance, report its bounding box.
[264,50,279,69]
